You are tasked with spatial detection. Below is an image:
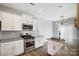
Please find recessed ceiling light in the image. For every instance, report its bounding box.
[58,5,63,8]
[30,3,35,6]
[60,15,64,17]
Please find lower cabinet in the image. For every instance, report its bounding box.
[1,41,15,56]
[35,37,44,48]
[0,39,24,56]
[14,40,24,55]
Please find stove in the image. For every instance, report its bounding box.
[21,34,35,50]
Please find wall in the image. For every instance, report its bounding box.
[37,19,53,38]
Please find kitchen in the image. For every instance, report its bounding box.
[0,3,78,56]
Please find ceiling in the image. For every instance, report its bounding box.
[0,3,77,21]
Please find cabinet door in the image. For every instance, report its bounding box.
[2,11,22,31]
[22,14,32,25]
[35,37,44,48]
[14,40,24,55]
[35,37,40,48]
[13,14,22,31]
[27,19,33,25]
[2,11,15,31]
[1,42,15,56]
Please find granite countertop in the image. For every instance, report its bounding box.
[35,35,44,37]
[0,37,23,43]
[48,38,65,44]
[32,35,44,37]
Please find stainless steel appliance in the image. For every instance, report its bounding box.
[21,33,35,51]
[22,24,33,31]
[25,39,35,50]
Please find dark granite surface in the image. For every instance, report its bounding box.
[0,37,23,43]
[48,38,65,44]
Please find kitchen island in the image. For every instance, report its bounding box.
[47,38,65,55]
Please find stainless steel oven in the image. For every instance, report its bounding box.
[26,41,34,47]
[24,38,35,50]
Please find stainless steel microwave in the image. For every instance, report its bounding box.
[22,24,33,31]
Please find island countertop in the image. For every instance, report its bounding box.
[48,38,65,44]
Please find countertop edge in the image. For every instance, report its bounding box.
[0,37,23,43]
[48,39,65,44]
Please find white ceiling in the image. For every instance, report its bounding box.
[0,3,77,21]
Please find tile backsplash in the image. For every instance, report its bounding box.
[0,31,21,39]
[0,32,2,39]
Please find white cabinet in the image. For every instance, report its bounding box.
[13,14,22,31]
[1,11,22,31]
[1,41,15,56]
[0,39,24,56]
[14,40,24,55]
[22,14,33,25]
[47,40,64,55]
[35,37,44,48]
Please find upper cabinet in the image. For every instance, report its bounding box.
[22,14,33,25]
[75,4,79,29]
[1,11,22,31]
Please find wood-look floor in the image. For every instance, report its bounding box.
[21,43,50,56]
[21,48,49,56]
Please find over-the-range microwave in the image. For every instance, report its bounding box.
[22,24,33,31]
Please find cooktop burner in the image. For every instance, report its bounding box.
[21,35,35,39]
